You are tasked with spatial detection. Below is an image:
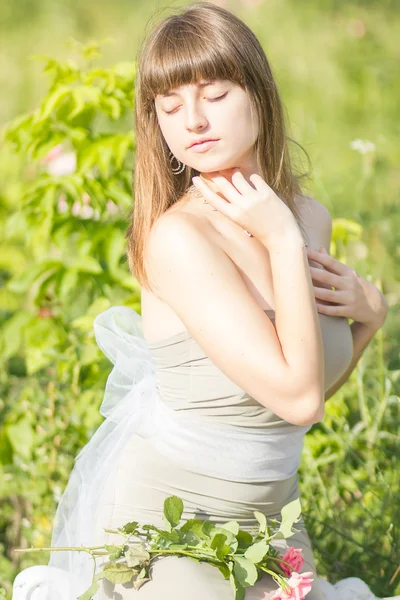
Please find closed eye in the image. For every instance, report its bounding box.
[164,92,228,116]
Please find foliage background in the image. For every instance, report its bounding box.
[0,0,399,598]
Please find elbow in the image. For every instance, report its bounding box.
[290,393,325,427]
[295,405,324,427]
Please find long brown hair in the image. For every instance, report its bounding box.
[126,1,310,291]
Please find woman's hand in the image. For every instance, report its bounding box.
[306,246,389,331]
[192,169,300,245]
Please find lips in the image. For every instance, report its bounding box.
[188,138,219,149]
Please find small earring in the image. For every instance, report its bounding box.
[168,151,186,175]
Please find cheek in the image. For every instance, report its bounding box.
[158,117,179,150]
[225,101,259,145]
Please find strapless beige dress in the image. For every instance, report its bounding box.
[95,309,354,599]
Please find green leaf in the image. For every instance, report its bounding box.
[210,533,231,561]
[103,562,135,585]
[124,544,150,568]
[24,318,65,374]
[105,545,123,560]
[229,573,245,600]
[220,520,240,535]
[0,311,32,359]
[233,556,258,588]
[253,510,267,534]
[6,418,35,460]
[163,495,184,528]
[0,428,14,465]
[216,563,231,579]
[121,521,139,535]
[133,576,151,591]
[236,530,253,550]
[57,269,79,299]
[168,543,188,550]
[244,540,270,563]
[7,259,62,294]
[277,497,302,538]
[105,228,125,275]
[27,187,55,256]
[211,527,238,552]
[141,524,179,544]
[180,518,209,539]
[77,580,100,600]
[35,85,72,122]
[68,256,102,274]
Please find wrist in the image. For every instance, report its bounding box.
[260,225,305,251]
[360,286,389,332]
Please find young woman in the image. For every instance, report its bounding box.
[13,2,392,600]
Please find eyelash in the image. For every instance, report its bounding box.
[164,92,228,116]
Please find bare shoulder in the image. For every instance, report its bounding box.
[144,209,231,300]
[297,194,332,226]
[295,194,332,251]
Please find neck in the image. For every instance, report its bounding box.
[200,153,260,185]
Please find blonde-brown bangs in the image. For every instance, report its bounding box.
[140,25,245,108]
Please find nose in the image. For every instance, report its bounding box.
[184,101,208,132]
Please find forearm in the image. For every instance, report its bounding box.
[325,320,380,401]
[265,231,325,400]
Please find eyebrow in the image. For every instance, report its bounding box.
[161,81,216,98]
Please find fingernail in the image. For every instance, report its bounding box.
[192,176,200,185]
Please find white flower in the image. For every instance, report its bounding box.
[72,201,81,216]
[349,139,376,155]
[21,518,31,528]
[81,204,94,219]
[46,151,77,176]
[106,199,118,214]
[57,195,68,213]
[41,144,63,164]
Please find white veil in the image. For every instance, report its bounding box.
[41,306,159,599]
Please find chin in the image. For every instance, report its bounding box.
[191,159,236,174]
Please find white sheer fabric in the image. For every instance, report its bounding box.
[12,306,399,600]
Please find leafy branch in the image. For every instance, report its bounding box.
[15,494,305,600]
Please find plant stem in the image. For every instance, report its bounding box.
[258,565,289,592]
[148,548,222,565]
[14,547,108,555]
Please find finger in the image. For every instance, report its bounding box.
[248,172,271,192]
[230,169,258,195]
[192,176,235,217]
[316,302,349,317]
[306,248,349,276]
[309,265,344,289]
[313,286,348,304]
[207,173,244,206]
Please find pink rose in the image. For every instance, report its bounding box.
[279,546,305,576]
[269,571,314,600]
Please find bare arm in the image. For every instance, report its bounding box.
[263,232,325,421]
[146,212,324,426]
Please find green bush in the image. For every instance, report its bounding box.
[0,40,140,597]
